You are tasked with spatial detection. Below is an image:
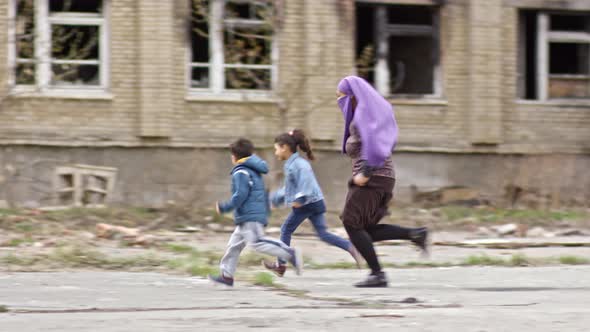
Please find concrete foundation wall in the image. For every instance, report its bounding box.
[1,146,588,210]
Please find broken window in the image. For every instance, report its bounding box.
[356,3,440,97]
[190,0,275,92]
[15,0,35,85]
[519,11,590,100]
[11,0,107,88]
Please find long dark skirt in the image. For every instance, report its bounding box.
[340,176,395,229]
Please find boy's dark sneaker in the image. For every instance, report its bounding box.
[348,245,363,269]
[289,247,303,275]
[262,260,287,277]
[354,271,388,288]
[208,274,234,287]
[410,227,430,256]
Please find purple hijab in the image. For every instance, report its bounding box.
[337,76,398,167]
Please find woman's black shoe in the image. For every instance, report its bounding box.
[410,227,429,256]
[354,272,388,288]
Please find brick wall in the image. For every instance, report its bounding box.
[0,0,588,152]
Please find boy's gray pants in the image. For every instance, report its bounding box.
[220,221,293,278]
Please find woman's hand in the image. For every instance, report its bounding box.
[353,173,369,186]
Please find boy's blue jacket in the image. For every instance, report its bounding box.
[271,152,324,207]
[218,155,269,225]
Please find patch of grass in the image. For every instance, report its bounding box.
[164,243,197,254]
[186,264,217,277]
[0,208,22,216]
[5,236,34,247]
[49,246,167,269]
[253,272,275,286]
[440,206,589,223]
[559,255,590,265]
[13,221,34,233]
[461,255,507,266]
[401,261,454,268]
[309,261,359,269]
[460,254,543,267]
[164,252,217,277]
[509,253,532,266]
[43,207,161,227]
[1,254,42,266]
[239,252,267,267]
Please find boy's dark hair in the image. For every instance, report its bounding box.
[274,129,315,160]
[230,138,254,159]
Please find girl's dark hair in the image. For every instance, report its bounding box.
[274,129,315,160]
[230,138,254,160]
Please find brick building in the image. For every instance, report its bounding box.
[0,0,589,209]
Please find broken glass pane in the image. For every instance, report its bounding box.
[191,67,210,88]
[191,0,209,62]
[388,36,435,94]
[224,26,272,64]
[16,63,35,85]
[16,0,35,59]
[51,25,99,60]
[51,64,99,85]
[49,0,102,13]
[225,68,271,90]
[225,0,272,21]
[356,5,376,83]
[549,43,590,75]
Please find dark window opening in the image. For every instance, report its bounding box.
[49,0,102,13]
[356,4,438,96]
[520,10,538,100]
[191,0,209,62]
[388,36,434,94]
[548,43,590,99]
[550,14,590,32]
[191,67,209,88]
[51,64,99,85]
[388,5,432,25]
[16,63,35,85]
[225,1,270,21]
[549,43,589,75]
[356,5,375,83]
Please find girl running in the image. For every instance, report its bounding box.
[264,129,362,276]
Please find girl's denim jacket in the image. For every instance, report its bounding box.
[271,152,324,207]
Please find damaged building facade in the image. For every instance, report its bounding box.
[0,0,589,209]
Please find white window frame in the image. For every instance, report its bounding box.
[8,0,109,94]
[187,0,278,98]
[366,3,442,98]
[536,12,590,101]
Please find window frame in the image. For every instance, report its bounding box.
[187,0,278,98]
[356,2,443,99]
[535,11,590,101]
[8,0,110,94]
